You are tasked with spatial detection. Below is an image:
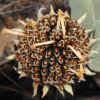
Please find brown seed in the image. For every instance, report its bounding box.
[33,67,40,72]
[57,56,64,64]
[34,80,41,83]
[58,80,63,85]
[44,17,49,22]
[49,72,54,78]
[51,21,56,26]
[63,73,71,81]
[42,68,47,73]
[44,60,48,65]
[49,57,55,65]
[24,45,29,49]
[50,65,55,71]
[56,68,62,74]
[63,65,68,70]
[33,73,40,78]
[42,76,47,81]
[57,40,64,48]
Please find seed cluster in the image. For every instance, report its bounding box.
[16,9,91,95]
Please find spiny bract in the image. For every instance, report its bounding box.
[15,6,95,98]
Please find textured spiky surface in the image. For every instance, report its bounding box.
[15,7,95,97]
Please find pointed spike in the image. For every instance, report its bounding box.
[64,11,70,17]
[14,64,27,79]
[64,84,73,95]
[19,72,27,79]
[69,68,77,74]
[88,50,98,57]
[18,19,27,26]
[86,29,96,39]
[68,45,85,61]
[26,18,36,25]
[6,54,15,60]
[77,13,87,24]
[84,67,96,76]
[31,40,55,49]
[81,78,86,81]
[11,28,24,32]
[42,85,49,98]
[85,29,93,34]
[89,38,97,46]
[15,63,27,78]
[91,50,98,54]
[56,9,66,37]
[78,64,85,81]
[26,18,33,22]
[49,5,55,15]
[69,79,74,84]
[88,38,100,47]
[14,69,27,79]
[13,40,19,45]
[3,28,25,36]
[69,65,85,81]
[38,6,46,18]
[32,83,39,97]
[55,85,64,96]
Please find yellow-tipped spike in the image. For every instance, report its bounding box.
[49,5,55,15]
[42,85,49,98]
[64,84,73,95]
[55,85,64,96]
[77,13,87,24]
[69,64,85,81]
[84,67,96,76]
[57,9,66,37]
[77,64,85,81]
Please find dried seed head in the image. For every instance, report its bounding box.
[16,6,95,97]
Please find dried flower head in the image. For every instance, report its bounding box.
[14,5,96,98]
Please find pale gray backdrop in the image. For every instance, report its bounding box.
[70,0,100,71]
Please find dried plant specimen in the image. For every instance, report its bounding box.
[7,5,96,98]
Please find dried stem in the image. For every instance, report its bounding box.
[68,45,85,61]
[2,28,25,36]
[31,40,55,49]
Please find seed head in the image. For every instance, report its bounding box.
[16,6,95,97]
